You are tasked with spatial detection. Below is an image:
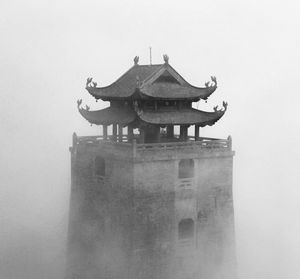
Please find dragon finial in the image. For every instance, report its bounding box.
[163,54,169,64]
[92,81,97,87]
[205,76,217,88]
[211,76,217,86]
[134,56,139,65]
[86,77,93,87]
[85,105,90,111]
[77,99,82,109]
[213,101,228,113]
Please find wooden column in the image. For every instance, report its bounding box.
[118,125,123,142]
[194,125,199,141]
[112,124,117,141]
[180,125,184,141]
[103,125,108,140]
[156,126,161,143]
[185,126,188,140]
[180,125,188,141]
[128,125,134,142]
[139,128,145,144]
[167,125,174,139]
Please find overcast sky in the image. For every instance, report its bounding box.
[1,0,300,278]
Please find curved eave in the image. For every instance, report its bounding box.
[78,106,136,126]
[85,86,137,100]
[138,108,225,126]
[85,64,163,100]
[139,83,217,100]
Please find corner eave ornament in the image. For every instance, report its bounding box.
[86,77,97,88]
[205,76,217,88]
[213,101,228,112]
[77,99,82,109]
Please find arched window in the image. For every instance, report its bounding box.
[95,156,105,176]
[178,159,194,178]
[178,218,194,239]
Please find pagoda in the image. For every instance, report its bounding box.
[67,55,236,279]
[77,54,227,143]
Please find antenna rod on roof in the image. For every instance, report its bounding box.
[149,46,152,65]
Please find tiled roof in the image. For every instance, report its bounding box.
[139,108,225,126]
[78,105,226,127]
[86,64,162,100]
[78,106,136,125]
[140,82,216,100]
[85,63,217,101]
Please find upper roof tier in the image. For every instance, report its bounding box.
[85,55,217,101]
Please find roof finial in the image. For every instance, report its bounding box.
[134,56,139,65]
[77,99,82,109]
[163,54,169,64]
[149,47,152,65]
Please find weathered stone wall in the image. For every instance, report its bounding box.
[194,155,236,279]
[67,142,236,279]
[67,143,135,279]
[131,152,235,279]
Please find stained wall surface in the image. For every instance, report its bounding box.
[67,143,235,279]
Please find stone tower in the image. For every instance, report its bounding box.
[67,55,236,279]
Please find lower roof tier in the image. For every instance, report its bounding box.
[139,108,224,126]
[78,102,227,127]
[79,106,136,125]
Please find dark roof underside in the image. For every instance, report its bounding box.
[139,108,225,126]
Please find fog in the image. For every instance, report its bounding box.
[1,0,300,278]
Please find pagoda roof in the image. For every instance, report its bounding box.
[77,100,227,127]
[85,56,217,101]
[138,107,226,126]
[78,104,136,126]
[85,64,161,100]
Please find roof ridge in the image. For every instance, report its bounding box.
[137,64,163,67]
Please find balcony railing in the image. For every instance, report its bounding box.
[135,138,231,151]
[72,133,232,156]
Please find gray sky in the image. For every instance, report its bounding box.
[1,0,300,278]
